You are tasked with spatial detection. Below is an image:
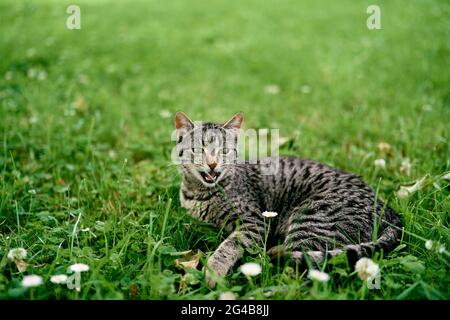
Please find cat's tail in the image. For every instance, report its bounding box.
[271,210,403,267]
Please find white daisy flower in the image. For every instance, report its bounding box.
[425,240,433,250]
[307,269,330,282]
[374,159,386,169]
[264,84,280,95]
[239,262,262,277]
[50,274,68,284]
[7,248,27,261]
[442,172,450,181]
[68,263,90,273]
[21,275,43,288]
[355,258,380,281]
[438,244,445,254]
[262,211,278,218]
[219,291,237,300]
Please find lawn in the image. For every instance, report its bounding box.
[0,0,449,300]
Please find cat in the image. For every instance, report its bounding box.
[175,111,402,287]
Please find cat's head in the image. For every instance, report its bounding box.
[175,112,243,187]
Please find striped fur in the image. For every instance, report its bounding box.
[176,116,402,286]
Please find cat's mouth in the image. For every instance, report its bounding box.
[199,170,220,184]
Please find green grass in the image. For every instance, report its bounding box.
[0,0,449,300]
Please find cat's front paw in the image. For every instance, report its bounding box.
[204,257,228,288]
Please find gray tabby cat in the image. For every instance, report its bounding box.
[175,112,402,287]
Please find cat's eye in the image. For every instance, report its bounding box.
[222,148,232,155]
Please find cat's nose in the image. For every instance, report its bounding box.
[208,162,217,171]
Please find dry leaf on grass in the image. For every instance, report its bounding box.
[377,142,394,156]
[174,250,203,270]
[15,259,27,272]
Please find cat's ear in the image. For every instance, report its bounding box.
[222,112,243,129]
[175,112,194,130]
